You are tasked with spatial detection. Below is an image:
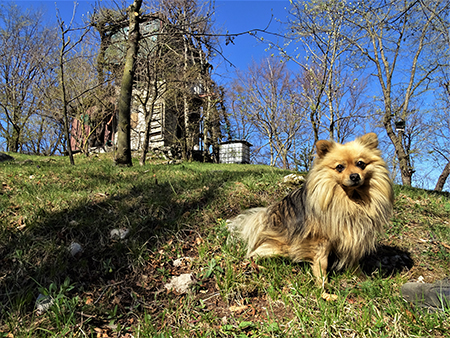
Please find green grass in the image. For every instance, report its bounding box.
[0,152,449,337]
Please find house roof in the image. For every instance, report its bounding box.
[220,140,253,147]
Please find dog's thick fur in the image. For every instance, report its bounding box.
[228,133,394,284]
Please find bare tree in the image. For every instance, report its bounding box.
[431,80,450,191]
[134,18,169,166]
[21,113,63,155]
[334,0,449,186]
[229,57,305,169]
[282,0,368,144]
[56,4,91,165]
[419,2,450,191]
[0,3,57,152]
[277,0,450,186]
[155,0,219,161]
[90,0,219,164]
[226,82,255,141]
[201,80,224,163]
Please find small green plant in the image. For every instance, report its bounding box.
[35,278,81,334]
[199,257,224,280]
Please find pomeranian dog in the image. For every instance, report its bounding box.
[228,133,394,285]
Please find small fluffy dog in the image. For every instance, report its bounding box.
[228,133,393,284]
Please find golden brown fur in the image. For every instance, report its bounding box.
[228,133,394,285]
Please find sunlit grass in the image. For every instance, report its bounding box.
[0,152,449,337]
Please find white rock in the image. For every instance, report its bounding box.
[68,242,82,256]
[173,257,192,267]
[164,273,194,294]
[35,293,54,315]
[110,228,130,240]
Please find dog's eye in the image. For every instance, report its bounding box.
[335,164,345,172]
[356,161,366,169]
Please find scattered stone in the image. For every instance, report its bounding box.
[110,228,130,240]
[164,273,194,294]
[173,257,192,267]
[35,293,54,315]
[229,305,248,314]
[282,173,305,185]
[0,153,14,162]
[68,242,83,257]
[69,220,79,226]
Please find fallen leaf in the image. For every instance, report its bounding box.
[241,261,250,269]
[16,216,26,230]
[282,286,291,294]
[93,327,103,338]
[243,258,265,273]
[229,305,248,314]
[321,292,338,302]
[250,258,261,273]
[248,304,256,316]
[441,242,450,250]
[404,308,416,323]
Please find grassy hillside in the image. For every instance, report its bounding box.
[0,152,449,337]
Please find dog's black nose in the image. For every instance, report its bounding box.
[350,173,360,183]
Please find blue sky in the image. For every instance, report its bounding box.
[213,1,290,80]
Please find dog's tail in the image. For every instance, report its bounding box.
[228,207,285,258]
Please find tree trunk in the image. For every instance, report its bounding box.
[59,28,75,165]
[182,92,190,161]
[384,113,412,186]
[310,107,320,145]
[202,85,211,163]
[182,33,191,161]
[115,0,142,166]
[8,124,20,153]
[435,161,450,192]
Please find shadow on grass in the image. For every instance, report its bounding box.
[0,162,279,319]
[360,244,414,277]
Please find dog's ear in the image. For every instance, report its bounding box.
[316,140,333,158]
[358,133,378,149]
